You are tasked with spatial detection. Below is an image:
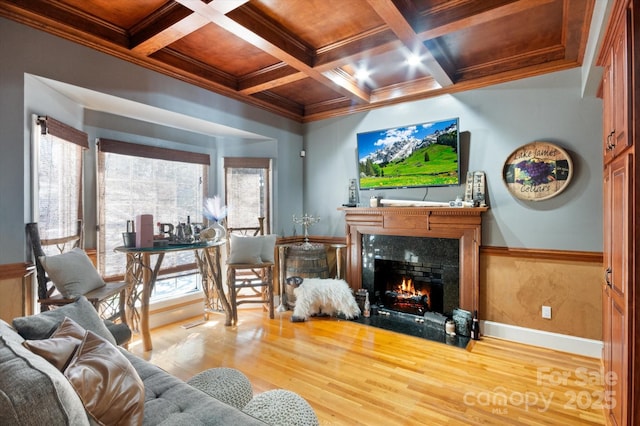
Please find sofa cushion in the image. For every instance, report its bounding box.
[104,318,132,345]
[0,320,23,344]
[40,247,106,298]
[0,335,89,426]
[13,296,117,346]
[64,330,145,425]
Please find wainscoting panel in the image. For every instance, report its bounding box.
[480,247,602,341]
[0,263,34,322]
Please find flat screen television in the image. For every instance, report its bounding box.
[356,117,460,190]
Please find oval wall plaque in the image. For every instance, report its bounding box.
[502,141,573,201]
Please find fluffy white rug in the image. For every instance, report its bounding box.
[292,278,361,321]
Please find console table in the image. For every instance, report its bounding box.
[115,240,226,351]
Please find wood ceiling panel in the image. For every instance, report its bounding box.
[58,0,168,29]
[0,0,595,122]
[167,22,280,76]
[410,0,452,9]
[249,0,385,49]
[436,1,564,71]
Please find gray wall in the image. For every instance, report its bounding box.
[0,17,304,264]
[303,68,603,251]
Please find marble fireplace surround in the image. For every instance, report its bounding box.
[340,206,488,314]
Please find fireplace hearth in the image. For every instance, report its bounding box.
[352,309,470,348]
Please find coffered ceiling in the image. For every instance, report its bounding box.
[0,0,595,123]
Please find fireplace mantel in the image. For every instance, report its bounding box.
[339,206,488,314]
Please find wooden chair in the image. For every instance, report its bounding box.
[26,222,129,324]
[225,217,275,325]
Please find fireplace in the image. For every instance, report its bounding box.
[340,206,485,344]
[340,206,486,316]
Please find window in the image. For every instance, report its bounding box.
[32,115,87,253]
[97,138,209,301]
[224,157,271,232]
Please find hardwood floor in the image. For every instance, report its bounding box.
[128,309,606,425]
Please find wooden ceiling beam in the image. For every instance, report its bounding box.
[305,97,354,117]
[563,0,595,62]
[250,91,305,116]
[131,11,209,56]
[151,48,238,89]
[370,76,441,104]
[414,0,557,40]
[365,0,454,87]
[238,64,305,94]
[131,1,248,56]
[455,46,567,81]
[315,28,400,68]
[0,0,128,46]
[174,0,371,104]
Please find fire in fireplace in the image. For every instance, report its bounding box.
[362,235,459,317]
[374,259,444,315]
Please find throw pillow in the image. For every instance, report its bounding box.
[39,247,106,298]
[0,335,90,426]
[229,234,263,264]
[64,330,144,426]
[13,296,117,346]
[260,234,277,263]
[22,317,85,371]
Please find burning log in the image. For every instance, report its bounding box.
[384,290,429,315]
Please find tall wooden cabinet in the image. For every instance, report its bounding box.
[599,1,638,425]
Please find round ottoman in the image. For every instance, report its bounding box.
[187,367,253,409]
[243,389,319,426]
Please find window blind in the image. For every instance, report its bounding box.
[98,138,210,165]
[37,116,88,149]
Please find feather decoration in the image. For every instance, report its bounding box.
[203,196,227,222]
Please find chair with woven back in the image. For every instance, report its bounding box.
[26,222,130,329]
[225,217,276,325]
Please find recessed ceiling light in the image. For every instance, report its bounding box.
[406,54,422,67]
[355,68,371,82]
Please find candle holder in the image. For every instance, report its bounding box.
[292,213,320,245]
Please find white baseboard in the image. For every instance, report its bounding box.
[148,293,205,329]
[147,294,285,329]
[482,320,603,359]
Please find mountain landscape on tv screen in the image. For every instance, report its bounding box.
[358,121,459,189]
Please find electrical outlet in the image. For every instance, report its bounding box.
[542,305,552,319]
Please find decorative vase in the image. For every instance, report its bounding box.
[200,221,225,241]
[212,221,226,241]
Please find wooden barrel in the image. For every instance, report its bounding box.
[285,243,329,308]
